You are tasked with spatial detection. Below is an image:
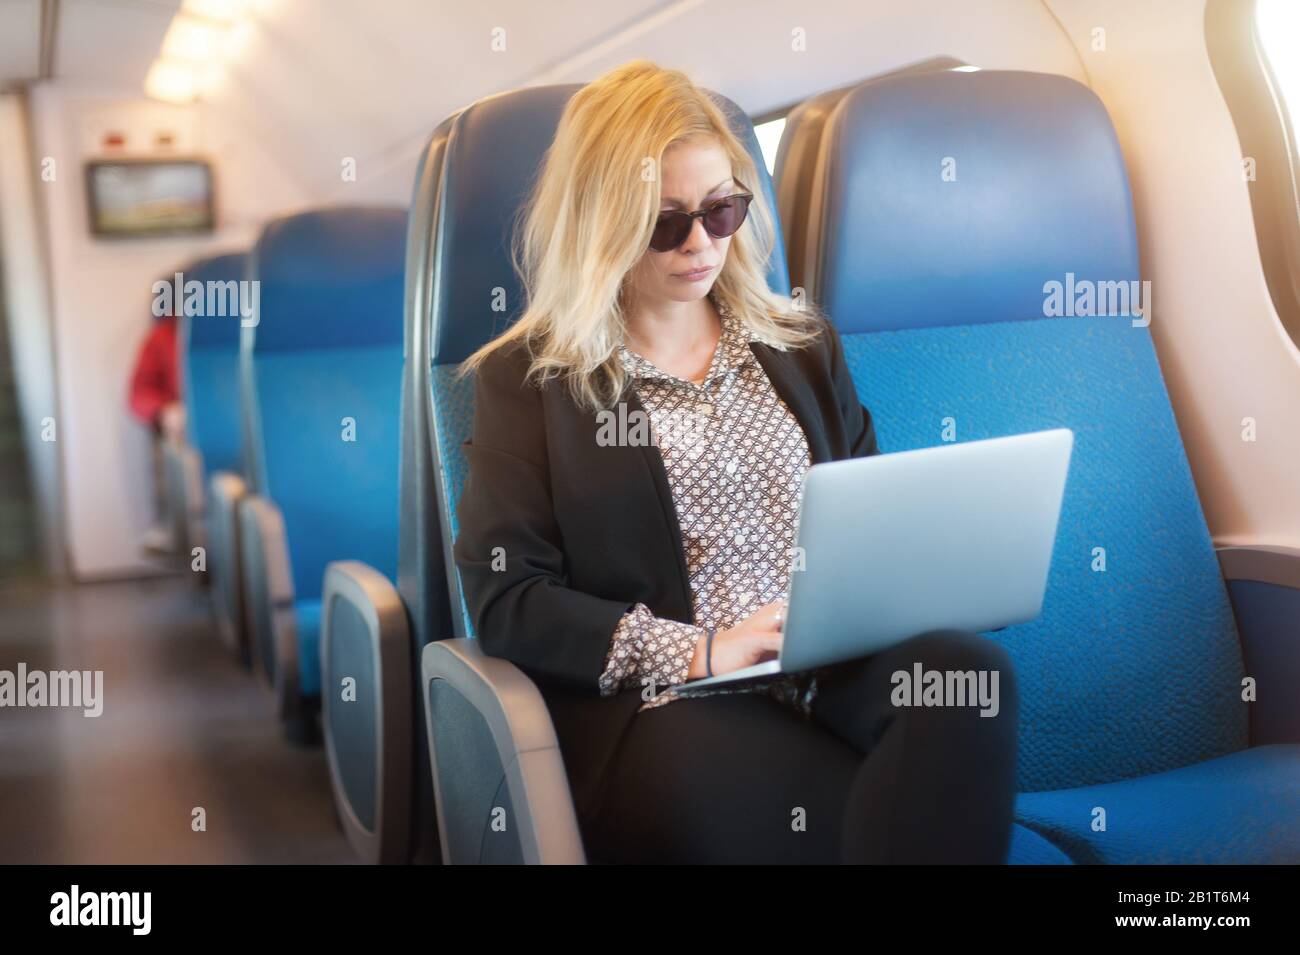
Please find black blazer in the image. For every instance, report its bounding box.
[454,316,879,818]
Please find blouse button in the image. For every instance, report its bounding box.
[699,402,714,415]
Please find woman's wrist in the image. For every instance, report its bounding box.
[688,629,709,679]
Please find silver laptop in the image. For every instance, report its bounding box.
[675,428,1073,694]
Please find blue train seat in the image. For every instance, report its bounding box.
[799,68,1300,863]
[316,117,459,864]
[181,252,247,483]
[238,207,406,744]
[169,251,252,659]
[417,85,623,863]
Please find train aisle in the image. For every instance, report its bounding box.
[0,576,354,864]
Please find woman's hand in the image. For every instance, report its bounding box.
[687,600,785,679]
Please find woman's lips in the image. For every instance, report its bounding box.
[673,264,715,282]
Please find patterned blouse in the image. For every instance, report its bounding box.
[598,295,815,713]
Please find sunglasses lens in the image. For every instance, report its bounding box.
[650,213,691,252]
[648,192,753,252]
[704,195,751,239]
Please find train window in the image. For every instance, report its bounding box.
[1207,0,1300,348]
[1255,0,1299,132]
[753,116,788,174]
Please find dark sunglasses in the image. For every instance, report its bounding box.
[649,183,754,252]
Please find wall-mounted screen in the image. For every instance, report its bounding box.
[85,159,215,237]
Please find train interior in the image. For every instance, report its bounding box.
[0,0,1297,874]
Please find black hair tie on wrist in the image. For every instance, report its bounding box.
[705,628,716,678]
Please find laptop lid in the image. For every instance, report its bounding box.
[781,428,1073,672]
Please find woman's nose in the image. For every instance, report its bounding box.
[678,216,712,255]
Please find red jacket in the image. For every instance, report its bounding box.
[129,315,179,428]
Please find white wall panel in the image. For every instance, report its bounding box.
[1049,0,1300,550]
[30,85,307,578]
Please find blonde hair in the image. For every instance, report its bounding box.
[461,60,821,411]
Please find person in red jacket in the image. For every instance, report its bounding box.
[129,311,184,439]
[128,310,186,553]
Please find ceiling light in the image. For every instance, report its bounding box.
[162,13,229,62]
[145,59,201,105]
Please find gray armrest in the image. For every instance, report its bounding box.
[321,561,412,864]
[239,494,299,718]
[177,443,207,555]
[1216,544,1300,745]
[1217,544,1300,589]
[208,472,249,658]
[421,639,585,865]
[160,440,189,556]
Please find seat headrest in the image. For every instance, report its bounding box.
[181,251,247,348]
[774,84,855,292]
[429,84,789,365]
[251,206,407,352]
[814,70,1139,334]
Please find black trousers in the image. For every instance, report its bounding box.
[582,629,1019,864]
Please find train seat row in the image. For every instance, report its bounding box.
[163,67,1300,865]
[173,252,250,662]
[165,250,246,578]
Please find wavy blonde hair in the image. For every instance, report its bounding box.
[461,60,821,411]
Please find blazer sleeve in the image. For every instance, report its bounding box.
[823,318,879,458]
[453,345,634,691]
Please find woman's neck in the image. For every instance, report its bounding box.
[624,295,722,384]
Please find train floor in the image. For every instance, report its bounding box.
[0,575,355,864]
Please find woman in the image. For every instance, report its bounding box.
[455,61,1019,863]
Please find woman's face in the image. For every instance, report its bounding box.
[628,138,736,307]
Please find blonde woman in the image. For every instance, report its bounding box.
[456,61,1019,863]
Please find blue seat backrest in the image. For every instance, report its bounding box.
[426,84,789,636]
[812,69,1246,791]
[399,115,459,653]
[247,206,407,600]
[181,251,247,477]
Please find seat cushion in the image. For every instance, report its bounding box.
[1006,823,1073,865]
[1015,745,1300,864]
[294,598,322,698]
